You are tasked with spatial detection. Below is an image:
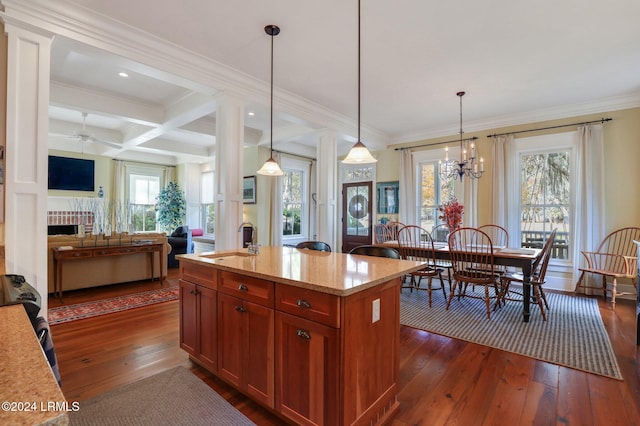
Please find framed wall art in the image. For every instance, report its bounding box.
[377,181,399,214]
[243,176,256,204]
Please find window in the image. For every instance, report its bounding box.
[414,150,459,231]
[516,133,574,261]
[282,169,304,237]
[201,171,215,235]
[129,173,161,232]
[281,157,310,240]
[125,164,169,233]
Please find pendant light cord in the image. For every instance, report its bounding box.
[270,30,274,154]
[357,0,361,143]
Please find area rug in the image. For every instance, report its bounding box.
[400,287,623,380]
[49,286,179,325]
[69,366,255,425]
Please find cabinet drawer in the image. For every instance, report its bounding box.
[181,262,217,290]
[219,271,274,307]
[56,250,92,260]
[276,284,340,328]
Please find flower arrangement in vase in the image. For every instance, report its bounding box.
[438,197,464,232]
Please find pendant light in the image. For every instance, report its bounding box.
[342,0,377,164]
[257,24,285,176]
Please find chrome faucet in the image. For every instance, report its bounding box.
[238,222,259,254]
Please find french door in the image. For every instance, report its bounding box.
[341,182,372,253]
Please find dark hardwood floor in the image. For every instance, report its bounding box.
[49,269,640,425]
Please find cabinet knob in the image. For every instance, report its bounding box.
[296,299,311,309]
[238,284,248,292]
[296,329,311,340]
[235,305,246,313]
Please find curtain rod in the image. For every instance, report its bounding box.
[394,136,478,151]
[486,118,612,138]
[112,158,176,168]
[273,149,316,162]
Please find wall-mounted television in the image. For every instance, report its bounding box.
[48,155,95,192]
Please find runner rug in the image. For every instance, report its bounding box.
[400,287,623,380]
[48,286,179,325]
[69,366,255,425]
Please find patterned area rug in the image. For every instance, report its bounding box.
[49,286,179,325]
[400,286,623,380]
[69,366,255,425]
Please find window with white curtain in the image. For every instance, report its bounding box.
[201,171,215,235]
[414,150,461,231]
[127,165,165,232]
[515,132,576,263]
[281,157,310,241]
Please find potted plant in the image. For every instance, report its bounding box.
[156,181,186,233]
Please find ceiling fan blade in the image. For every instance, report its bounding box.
[91,136,122,149]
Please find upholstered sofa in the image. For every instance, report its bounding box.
[47,232,169,294]
[167,226,194,268]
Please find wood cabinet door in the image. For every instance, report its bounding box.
[275,311,339,426]
[217,293,244,388]
[244,300,275,408]
[197,285,217,371]
[179,280,198,356]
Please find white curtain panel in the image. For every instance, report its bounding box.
[462,175,478,228]
[574,124,605,294]
[269,152,283,246]
[399,149,416,225]
[491,135,518,240]
[112,160,126,205]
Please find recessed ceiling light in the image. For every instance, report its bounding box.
[118,72,129,78]
[247,112,255,116]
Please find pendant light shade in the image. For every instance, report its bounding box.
[342,0,377,165]
[257,24,284,176]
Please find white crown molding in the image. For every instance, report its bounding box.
[393,91,640,144]
[1,0,388,147]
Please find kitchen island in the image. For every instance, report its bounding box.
[177,246,425,426]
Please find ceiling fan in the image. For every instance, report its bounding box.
[67,112,121,149]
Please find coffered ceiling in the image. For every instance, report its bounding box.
[24,0,640,164]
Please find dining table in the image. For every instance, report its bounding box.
[379,240,542,322]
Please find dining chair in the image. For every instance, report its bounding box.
[574,226,640,309]
[430,224,453,288]
[374,224,393,244]
[500,229,557,320]
[295,241,332,252]
[446,227,503,319]
[349,245,401,259]
[478,224,509,248]
[386,221,406,241]
[478,224,509,276]
[397,225,446,307]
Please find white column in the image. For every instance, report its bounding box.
[315,131,338,250]
[3,22,53,314]
[214,93,244,250]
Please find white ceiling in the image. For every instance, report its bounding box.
[37,0,640,163]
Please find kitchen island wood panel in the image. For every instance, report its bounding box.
[178,246,425,426]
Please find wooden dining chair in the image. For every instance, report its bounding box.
[295,241,332,252]
[499,229,557,320]
[373,224,393,244]
[478,224,509,276]
[575,226,640,309]
[349,245,401,259]
[446,227,503,319]
[386,221,406,241]
[430,224,453,287]
[397,225,446,307]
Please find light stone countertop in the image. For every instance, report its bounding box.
[178,245,426,296]
[0,305,69,426]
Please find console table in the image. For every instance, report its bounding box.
[53,242,165,302]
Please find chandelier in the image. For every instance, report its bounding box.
[439,91,484,180]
